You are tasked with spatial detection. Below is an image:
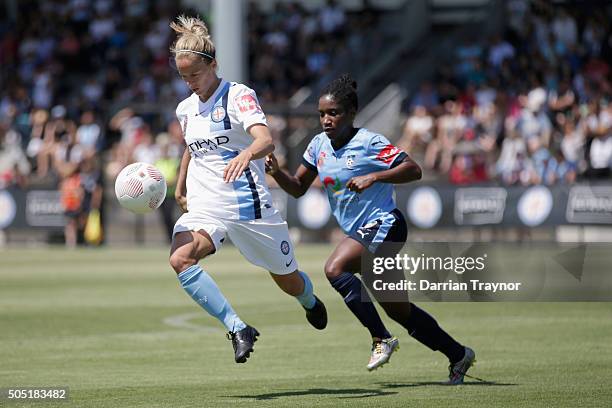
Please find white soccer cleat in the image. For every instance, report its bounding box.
[367,336,399,371]
[446,346,476,385]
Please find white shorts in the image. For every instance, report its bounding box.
[173,212,297,275]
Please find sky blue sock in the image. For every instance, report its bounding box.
[177,265,246,332]
[296,271,316,309]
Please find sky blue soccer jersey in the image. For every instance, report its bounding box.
[302,128,407,236]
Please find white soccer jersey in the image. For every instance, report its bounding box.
[176,79,277,220]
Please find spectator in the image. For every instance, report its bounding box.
[528,137,558,185]
[424,100,465,172]
[516,87,552,146]
[410,82,439,111]
[548,80,575,116]
[26,109,49,173]
[399,105,433,157]
[319,0,346,35]
[496,118,527,184]
[131,126,156,164]
[60,164,83,248]
[448,149,488,185]
[109,107,145,148]
[306,44,330,75]
[488,35,515,69]
[76,110,103,155]
[587,132,612,178]
[551,8,578,50]
[37,105,78,179]
[559,113,585,173]
[0,121,30,188]
[60,155,103,248]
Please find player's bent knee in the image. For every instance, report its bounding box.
[324,259,344,280]
[170,231,215,273]
[169,251,194,274]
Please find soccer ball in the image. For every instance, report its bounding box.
[115,162,167,214]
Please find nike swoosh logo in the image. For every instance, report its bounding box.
[285,258,294,267]
[372,141,383,145]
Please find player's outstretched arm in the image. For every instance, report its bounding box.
[175,146,190,212]
[224,124,274,183]
[265,153,317,198]
[346,156,422,193]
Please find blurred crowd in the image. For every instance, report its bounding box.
[247,0,381,103]
[0,0,195,244]
[0,0,380,189]
[0,0,382,245]
[399,0,612,185]
[2,0,612,245]
[0,0,191,188]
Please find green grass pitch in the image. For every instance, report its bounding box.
[1,245,611,407]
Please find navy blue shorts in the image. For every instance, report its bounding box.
[350,209,408,254]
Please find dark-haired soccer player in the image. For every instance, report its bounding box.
[266,74,475,383]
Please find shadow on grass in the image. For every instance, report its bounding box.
[227,380,517,401]
[376,380,518,388]
[228,388,397,400]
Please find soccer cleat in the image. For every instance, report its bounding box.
[367,336,399,371]
[227,325,260,363]
[303,295,328,330]
[446,346,476,385]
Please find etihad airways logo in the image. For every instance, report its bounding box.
[188,135,229,156]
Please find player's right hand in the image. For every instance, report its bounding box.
[265,153,279,175]
[175,194,188,212]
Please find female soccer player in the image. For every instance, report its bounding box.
[168,16,327,364]
[266,74,475,383]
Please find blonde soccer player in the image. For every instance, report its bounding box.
[168,15,327,364]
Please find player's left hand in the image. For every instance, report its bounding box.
[346,174,377,193]
[224,150,253,182]
[265,153,279,175]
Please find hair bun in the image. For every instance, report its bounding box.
[339,73,357,91]
[170,15,215,57]
[191,23,209,37]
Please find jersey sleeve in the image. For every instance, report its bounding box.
[231,85,267,131]
[301,135,319,172]
[367,134,407,169]
[175,98,190,139]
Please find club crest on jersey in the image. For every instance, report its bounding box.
[346,154,355,170]
[211,106,226,123]
[280,240,290,255]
